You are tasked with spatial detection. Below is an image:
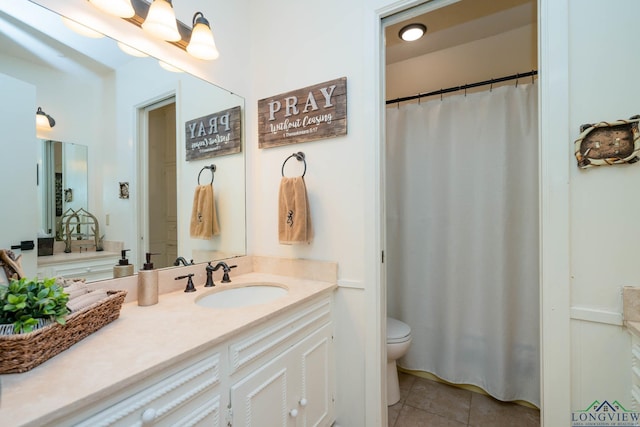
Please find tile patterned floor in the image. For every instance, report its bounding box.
[388,372,540,427]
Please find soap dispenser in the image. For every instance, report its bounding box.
[113,249,134,278]
[138,252,159,306]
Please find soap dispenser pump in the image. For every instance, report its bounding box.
[113,249,134,278]
[138,252,159,306]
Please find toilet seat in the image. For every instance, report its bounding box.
[387,317,411,344]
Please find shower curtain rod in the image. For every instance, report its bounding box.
[385,69,538,105]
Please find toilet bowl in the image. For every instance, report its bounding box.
[386,317,412,406]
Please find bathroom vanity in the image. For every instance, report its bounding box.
[0,263,337,427]
[37,251,121,282]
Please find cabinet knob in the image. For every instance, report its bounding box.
[289,408,299,418]
[141,408,156,424]
[299,398,308,407]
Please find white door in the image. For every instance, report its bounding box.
[0,73,38,278]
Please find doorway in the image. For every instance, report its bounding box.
[381,0,539,416]
[139,97,177,269]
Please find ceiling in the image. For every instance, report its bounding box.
[385,0,536,64]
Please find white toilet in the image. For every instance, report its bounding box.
[386,317,412,406]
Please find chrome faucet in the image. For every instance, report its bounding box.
[173,257,194,266]
[211,261,237,283]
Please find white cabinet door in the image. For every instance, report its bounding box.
[230,323,334,427]
[0,73,38,277]
[230,349,296,427]
[297,324,334,427]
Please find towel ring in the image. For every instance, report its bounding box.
[198,164,216,185]
[281,152,306,177]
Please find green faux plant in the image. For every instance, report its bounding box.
[0,277,69,334]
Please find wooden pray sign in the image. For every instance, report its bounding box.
[185,106,242,161]
[258,77,347,149]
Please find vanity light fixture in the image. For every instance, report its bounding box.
[88,0,135,18]
[36,107,55,130]
[399,23,427,42]
[142,0,181,42]
[186,12,219,60]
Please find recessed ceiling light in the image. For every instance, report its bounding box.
[399,23,427,42]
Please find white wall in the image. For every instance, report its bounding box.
[566,0,640,411]
[0,50,107,255]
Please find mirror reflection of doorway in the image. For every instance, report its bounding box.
[142,97,177,269]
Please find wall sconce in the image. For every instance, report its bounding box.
[88,0,135,18]
[399,23,427,42]
[142,0,181,42]
[36,107,55,130]
[186,12,219,60]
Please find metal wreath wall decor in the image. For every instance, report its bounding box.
[575,115,640,168]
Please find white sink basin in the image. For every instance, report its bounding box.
[195,283,288,308]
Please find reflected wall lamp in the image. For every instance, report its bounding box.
[399,23,427,42]
[88,0,219,61]
[36,107,55,130]
[88,0,135,18]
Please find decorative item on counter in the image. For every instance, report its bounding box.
[278,152,313,244]
[138,252,159,306]
[575,115,640,168]
[0,249,24,283]
[190,165,220,239]
[0,276,127,373]
[113,249,134,278]
[60,208,104,253]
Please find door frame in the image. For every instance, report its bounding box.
[374,0,571,425]
[136,92,176,269]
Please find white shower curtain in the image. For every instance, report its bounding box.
[386,83,540,406]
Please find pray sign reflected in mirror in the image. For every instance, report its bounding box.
[185,106,242,161]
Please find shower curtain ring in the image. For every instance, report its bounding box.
[515,73,519,88]
[440,90,443,101]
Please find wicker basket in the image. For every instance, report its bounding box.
[0,289,127,374]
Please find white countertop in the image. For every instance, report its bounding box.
[0,272,336,427]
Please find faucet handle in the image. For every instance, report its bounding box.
[204,262,215,287]
[175,273,196,292]
[221,265,237,283]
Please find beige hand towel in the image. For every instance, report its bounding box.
[278,176,312,244]
[190,184,220,239]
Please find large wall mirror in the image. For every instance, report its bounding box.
[0,2,246,280]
